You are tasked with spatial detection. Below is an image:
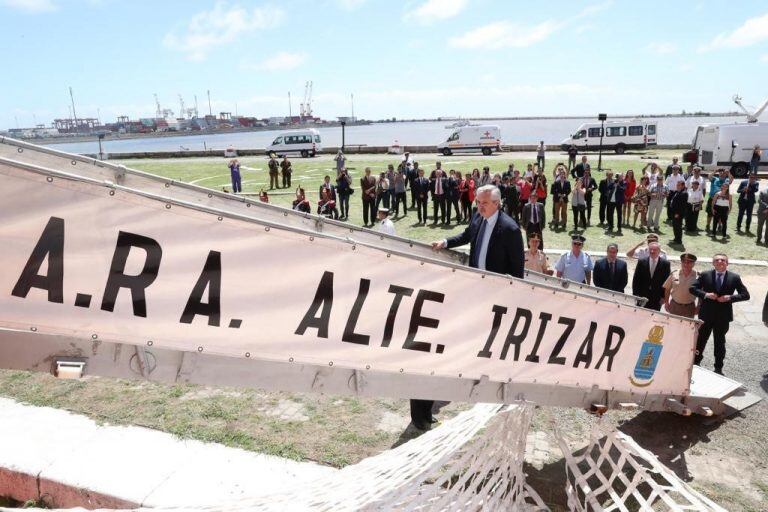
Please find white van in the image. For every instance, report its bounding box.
[267,128,322,157]
[683,122,766,177]
[560,120,657,154]
[437,125,501,156]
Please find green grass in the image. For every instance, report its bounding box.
[119,151,768,261]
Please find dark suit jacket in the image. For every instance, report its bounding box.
[521,202,546,227]
[412,177,430,199]
[669,190,688,216]
[430,175,448,199]
[690,269,750,324]
[593,258,628,293]
[446,211,525,278]
[606,180,627,205]
[571,163,590,179]
[319,183,336,201]
[550,180,572,203]
[632,257,671,307]
[583,176,597,199]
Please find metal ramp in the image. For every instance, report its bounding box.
[0,138,759,417]
[687,366,762,416]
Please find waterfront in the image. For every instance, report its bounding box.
[40,115,739,155]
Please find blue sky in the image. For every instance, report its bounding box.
[2,0,768,129]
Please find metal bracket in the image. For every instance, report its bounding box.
[130,346,156,378]
[311,367,333,392]
[348,369,366,395]
[54,357,86,379]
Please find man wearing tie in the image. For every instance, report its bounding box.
[631,242,671,310]
[522,193,546,249]
[690,253,750,375]
[423,185,525,430]
[431,167,447,225]
[412,168,430,225]
[592,243,628,292]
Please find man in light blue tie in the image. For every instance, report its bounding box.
[432,185,525,277]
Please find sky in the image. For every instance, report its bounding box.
[1,0,768,129]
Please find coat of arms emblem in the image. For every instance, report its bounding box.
[629,326,664,387]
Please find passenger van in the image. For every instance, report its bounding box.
[683,122,767,177]
[266,128,322,157]
[560,120,657,154]
[437,125,501,156]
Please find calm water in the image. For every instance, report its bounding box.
[43,116,738,155]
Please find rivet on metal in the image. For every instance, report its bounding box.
[289,357,294,362]
[265,227,270,231]
[310,236,315,241]
[91,334,98,340]
[284,212,288,216]
[165,183,170,188]
[208,193,213,198]
[71,160,77,165]
[147,340,153,346]
[452,269,456,272]
[197,346,203,352]
[165,204,171,209]
[30,326,37,332]
[109,190,115,196]
[399,368,404,373]
[245,352,251,358]
[46,176,53,183]
[420,261,424,265]
[387,254,391,258]
[365,365,370,370]
[458,373,463,378]
[328,361,334,366]
[246,203,251,207]
[352,245,356,250]
[218,216,223,221]
[481,275,485,278]
[17,148,23,153]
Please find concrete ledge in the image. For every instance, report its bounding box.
[0,397,336,509]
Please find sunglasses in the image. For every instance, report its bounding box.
[572,241,583,246]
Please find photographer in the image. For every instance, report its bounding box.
[336,170,353,220]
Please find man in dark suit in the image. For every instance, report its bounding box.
[430,168,447,224]
[631,242,671,310]
[669,180,688,244]
[319,175,337,201]
[593,243,628,292]
[571,155,590,180]
[360,167,377,227]
[446,170,461,223]
[690,253,750,375]
[605,174,627,234]
[582,169,598,225]
[597,171,613,226]
[411,168,430,225]
[421,185,525,430]
[522,194,546,249]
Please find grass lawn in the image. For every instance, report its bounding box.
[119,150,768,262]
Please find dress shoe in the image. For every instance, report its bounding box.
[714,369,724,376]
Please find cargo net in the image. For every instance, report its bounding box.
[207,402,548,511]
[554,419,727,512]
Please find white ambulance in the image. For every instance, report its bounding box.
[437,125,501,156]
[560,120,657,154]
[266,128,322,157]
[682,122,767,177]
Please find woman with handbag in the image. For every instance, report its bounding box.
[632,176,651,231]
[711,182,732,239]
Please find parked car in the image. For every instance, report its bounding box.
[560,120,657,154]
[266,128,322,157]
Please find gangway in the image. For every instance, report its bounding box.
[0,136,644,308]
[0,139,757,418]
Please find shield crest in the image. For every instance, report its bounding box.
[629,326,664,387]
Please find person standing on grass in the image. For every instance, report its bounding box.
[736,174,759,233]
[685,180,704,233]
[550,167,571,229]
[280,156,292,189]
[412,168,430,225]
[597,170,613,226]
[522,193,546,249]
[536,140,546,173]
[711,182,732,240]
[664,165,685,222]
[336,170,352,220]
[646,175,667,232]
[669,180,688,244]
[705,169,731,233]
[386,164,396,210]
[409,162,421,209]
[227,158,242,194]
[605,173,626,234]
[750,145,761,175]
[268,153,280,190]
[582,168,597,226]
[446,169,461,223]
[632,176,651,231]
[757,185,768,245]
[690,253,750,376]
[567,144,578,171]
[622,170,636,228]
[376,172,389,210]
[431,166,447,224]
[393,169,407,218]
[571,177,587,231]
[334,150,346,177]
[663,252,699,319]
[571,155,590,180]
[360,167,377,227]
[632,242,671,311]
[665,157,681,178]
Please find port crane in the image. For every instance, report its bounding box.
[299,81,313,119]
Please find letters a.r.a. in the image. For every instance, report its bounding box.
[10,216,235,328]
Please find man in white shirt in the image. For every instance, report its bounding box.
[686,166,706,193]
[376,207,396,235]
[665,167,685,222]
[626,233,668,259]
[685,180,705,232]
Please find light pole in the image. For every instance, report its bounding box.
[597,113,607,173]
[97,132,105,160]
[341,120,346,151]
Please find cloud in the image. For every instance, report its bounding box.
[404,0,467,24]
[762,54,768,62]
[450,1,611,49]
[646,42,676,55]
[699,12,768,52]
[1,0,57,13]
[163,2,284,61]
[240,52,307,71]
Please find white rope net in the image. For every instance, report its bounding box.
[554,420,727,512]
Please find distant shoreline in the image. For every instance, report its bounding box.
[24,112,742,146]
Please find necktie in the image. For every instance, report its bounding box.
[650,258,656,277]
[610,261,615,278]
[436,174,443,195]
[532,204,538,224]
[716,272,724,292]
[472,219,488,268]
